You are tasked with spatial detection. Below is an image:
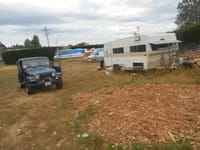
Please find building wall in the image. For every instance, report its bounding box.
[104,55,148,70]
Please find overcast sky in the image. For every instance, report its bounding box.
[0,0,181,47]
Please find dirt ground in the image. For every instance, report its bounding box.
[0,60,99,150]
[0,59,130,150]
[0,59,200,149]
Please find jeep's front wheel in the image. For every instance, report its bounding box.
[25,84,33,95]
[55,79,63,89]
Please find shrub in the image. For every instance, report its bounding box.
[176,24,200,43]
[2,47,57,65]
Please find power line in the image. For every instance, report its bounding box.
[42,26,50,47]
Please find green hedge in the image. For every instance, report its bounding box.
[72,44,104,49]
[2,47,57,65]
[176,24,200,43]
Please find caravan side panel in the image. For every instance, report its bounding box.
[107,56,148,70]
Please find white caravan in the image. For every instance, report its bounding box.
[104,33,181,70]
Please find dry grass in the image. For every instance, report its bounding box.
[0,58,199,149]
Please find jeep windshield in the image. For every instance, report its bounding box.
[22,57,50,69]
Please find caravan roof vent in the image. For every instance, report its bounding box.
[134,34,141,42]
[160,38,165,40]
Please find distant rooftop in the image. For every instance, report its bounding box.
[0,42,6,48]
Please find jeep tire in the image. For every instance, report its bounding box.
[25,84,33,95]
[55,79,63,89]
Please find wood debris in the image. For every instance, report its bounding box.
[72,84,200,145]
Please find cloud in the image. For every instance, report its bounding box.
[0,0,181,46]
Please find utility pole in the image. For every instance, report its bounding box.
[42,26,50,47]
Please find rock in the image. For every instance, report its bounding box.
[56,139,64,147]
[179,133,185,138]
[17,129,22,135]
[0,126,2,130]
[112,144,115,148]
[42,129,46,132]
[81,133,89,138]
[94,101,99,104]
[179,95,192,99]
[53,131,57,135]
[77,134,81,138]
[56,143,61,147]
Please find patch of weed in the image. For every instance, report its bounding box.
[74,105,98,133]
[106,143,124,150]
[76,105,98,121]
[185,117,196,123]
[152,142,193,150]
[60,96,73,109]
[106,91,113,95]
[77,134,105,150]
[130,142,145,150]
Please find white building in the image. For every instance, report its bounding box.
[104,33,181,70]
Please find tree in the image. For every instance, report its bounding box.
[24,39,31,48]
[175,0,200,28]
[31,35,41,48]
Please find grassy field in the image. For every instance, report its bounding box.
[0,58,199,150]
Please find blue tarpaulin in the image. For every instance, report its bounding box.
[59,48,85,55]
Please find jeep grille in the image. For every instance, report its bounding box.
[40,73,52,81]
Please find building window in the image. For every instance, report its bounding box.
[151,43,176,51]
[113,47,124,54]
[130,45,146,52]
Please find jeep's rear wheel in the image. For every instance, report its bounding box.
[55,79,63,89]
[25,84,33,95]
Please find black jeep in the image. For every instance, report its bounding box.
[17,57,63,94]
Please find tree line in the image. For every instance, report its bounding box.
[24,35,41,48]
[175,0,200,43]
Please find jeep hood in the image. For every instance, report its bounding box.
[25,66,55,75]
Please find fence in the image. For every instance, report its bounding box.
[179,42,200,53]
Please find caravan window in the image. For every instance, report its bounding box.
[130,45,146,52]
[113,47,124,54]
[151,43,176,51]
[133,63,144,69]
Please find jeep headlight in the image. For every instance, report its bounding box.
[35,74,40,79]
[52,72,56,77]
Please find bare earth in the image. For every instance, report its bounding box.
[72,84,200,146]
[0,59,200,149]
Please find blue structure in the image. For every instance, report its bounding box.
[87,48,104,61]
[54,48,85,60]
[58,48,85,55]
